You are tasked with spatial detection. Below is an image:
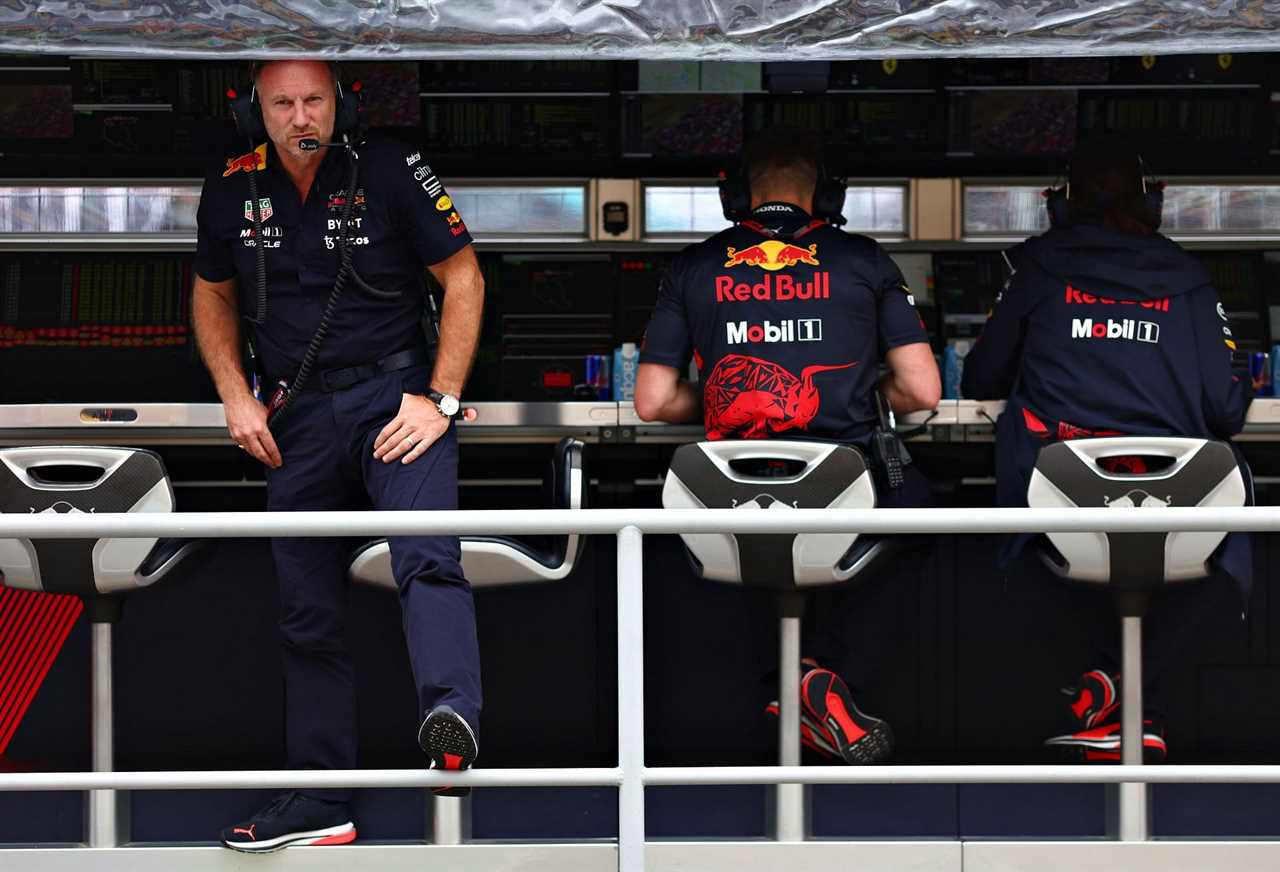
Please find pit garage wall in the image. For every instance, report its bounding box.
[1,441,1276,844]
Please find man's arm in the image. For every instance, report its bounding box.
[880,342,941,413]
[1191,283,1251,439]
[425,245,484,397]
[635,362,700,423]
[372,245,484,465]
[192,275,282,468]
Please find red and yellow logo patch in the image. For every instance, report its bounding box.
[724,240,820,272]
[222,143,267,178]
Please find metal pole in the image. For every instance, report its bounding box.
[88,622,117,849]
[1119,616,1148,842]
[616,526,645,872]
[5,506,1280,540]
[775,615,804,842]
[432,795,465,845]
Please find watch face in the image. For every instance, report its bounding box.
[438,394,460,416]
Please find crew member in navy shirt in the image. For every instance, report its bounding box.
[637,128,941,763]
[193,60,484,850]
[964,136,1252,762]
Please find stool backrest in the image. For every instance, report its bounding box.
[662,440,875,588]
[1027,437,1245,584]
[0,447,172,594]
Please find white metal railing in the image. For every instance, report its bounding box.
[3,506,1280,871]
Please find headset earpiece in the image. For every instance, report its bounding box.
[334,80,363,136]
[227,86,267,144]
[812,161,847,226]
[1143,181,1165,231]
[1044,184,1070,227]
[1138,156,1165,230]
[718,168,751,223]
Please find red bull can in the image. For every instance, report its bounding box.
[1251,351,1271,396]
[585,354,611,401]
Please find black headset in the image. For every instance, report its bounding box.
[1044,154,1164,230]
[718,156,848,226]
[226,69,362,144]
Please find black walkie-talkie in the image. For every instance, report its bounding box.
[871,389,908,490]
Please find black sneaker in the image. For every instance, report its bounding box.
[419,704,478,797]
[219,791,355,852]
[799,668,894,764]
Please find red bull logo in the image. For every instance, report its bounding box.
[715,273,830,303]
[1065,284,1169,312]
[724,240,820,271]
[446,211,461,225]
[703,354,857,439]
[223,144,267,177]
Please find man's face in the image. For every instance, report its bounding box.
[256,60,336,162]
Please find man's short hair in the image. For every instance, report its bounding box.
[249,60,340,91]
[744,126,821,192]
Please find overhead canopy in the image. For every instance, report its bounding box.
[2,0,1279,60]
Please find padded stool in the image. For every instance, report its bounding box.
[0,446,206,847]
[347,437,587,843]
[662,440,896,841]
[349,437,586,592]
[1027,437,1246,841]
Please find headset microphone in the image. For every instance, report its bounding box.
[299,138,349,151]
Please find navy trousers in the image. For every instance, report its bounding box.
[264,364,482,801]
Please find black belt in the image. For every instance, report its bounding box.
[317,347,429,393]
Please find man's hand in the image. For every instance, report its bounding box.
[373,393,451,464]
[224,391,283,469]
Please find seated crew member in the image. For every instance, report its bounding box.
[962,135,1252,762]
[192,59,485,850]
[635,127,941,763]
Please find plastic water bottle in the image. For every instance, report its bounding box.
[613,342,638,402]
[942,340,970,399]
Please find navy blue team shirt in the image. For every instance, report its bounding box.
[194,135,471,382]
[641,202,928,444]
[962,222,1249,509]
[963,222,1253,593]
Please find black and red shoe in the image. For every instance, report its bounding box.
[1062,670,1119,730]
[764,700,843,760]
[798,668,893,764]
[419,705,478,797]
[1044,718,1168,763]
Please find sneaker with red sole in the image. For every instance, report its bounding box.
[798,668,894,764]
[1063,670,1119,730]
[219,791,355,852]
[764,700,843,760]
[1045,718,1168,763]
[419,704,478,797]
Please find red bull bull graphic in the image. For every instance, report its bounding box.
[724,240,820,271]
[222,143,267,177]
[703,354,857,439]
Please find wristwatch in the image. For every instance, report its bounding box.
[426,389,460,418]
